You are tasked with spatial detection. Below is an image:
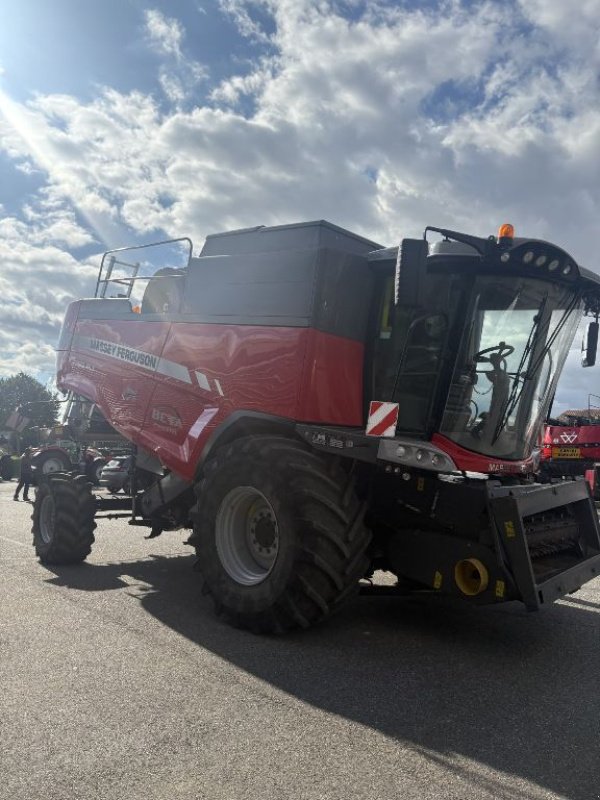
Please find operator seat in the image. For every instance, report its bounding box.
[140,267,185,314]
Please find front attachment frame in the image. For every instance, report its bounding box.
[487,479,600,610]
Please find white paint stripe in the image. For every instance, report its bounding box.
[195,371,212,392]
[0,534,30,548]
[72,333,192,385]
[367,402,397,430]
[214,378,224,397]
[367,405,390,428]
[188,408,219,440]
[120,574,153,590]
[156,357,192,384]
[375,420,397,437]
[366,401,399,437]
[367,421,397,437]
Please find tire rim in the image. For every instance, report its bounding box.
[42,457,66,474]
[39,494,56,544]
[215,487,279,586]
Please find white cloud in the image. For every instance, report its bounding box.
[0,215,97,380]
[219,0,272,43]
[144,9,185,58]
[143,9,209,105]
[516,0,600,54]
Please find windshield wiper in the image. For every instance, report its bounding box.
[490,298,547,444]
[491,295,579,444]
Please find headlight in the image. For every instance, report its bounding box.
[378,439,457,472]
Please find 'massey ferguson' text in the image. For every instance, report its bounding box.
[89,339,158,369]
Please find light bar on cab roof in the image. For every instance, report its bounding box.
[516,246,575,276]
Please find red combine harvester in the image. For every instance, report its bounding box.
[540,403,600,494]
[33,220,600,632]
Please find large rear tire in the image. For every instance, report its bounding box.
[32,473,96,564]
[191,436,371,633]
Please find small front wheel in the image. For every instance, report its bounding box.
[32,473,96,564]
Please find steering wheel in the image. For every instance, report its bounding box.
[468,399,479,426]
[474,342,514,366]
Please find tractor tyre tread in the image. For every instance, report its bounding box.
[32,473,96,564]
[192,435,371,634]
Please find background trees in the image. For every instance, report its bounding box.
[0,373,60,449]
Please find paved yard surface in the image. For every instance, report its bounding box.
[1,479,599,800]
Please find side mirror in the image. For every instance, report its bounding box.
[582,321,598,367]
[395,239,428,306]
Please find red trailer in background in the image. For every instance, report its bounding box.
[541,401,600,496]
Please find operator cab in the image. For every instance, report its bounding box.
[368,225,600,469]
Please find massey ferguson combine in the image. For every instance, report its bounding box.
[33,220,600,632]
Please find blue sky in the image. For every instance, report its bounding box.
[0,1,261,102]
[0,0,599,412]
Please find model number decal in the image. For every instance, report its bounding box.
[488,462,527,473]
[151,405,183,431]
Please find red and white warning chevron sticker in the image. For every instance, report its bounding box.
[366,401,399,437]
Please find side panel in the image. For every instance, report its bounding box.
[58,312,367,481]
[58,316,172,441]
[138,324,366,481]
[297,329,365,425]
[138,323,308,477]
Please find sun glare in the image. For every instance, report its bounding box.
[0,85,110,246]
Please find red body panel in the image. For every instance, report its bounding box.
[432,434,536,474]
[541,425,600,462]
[585,468,596,494]
[58,314,365,482]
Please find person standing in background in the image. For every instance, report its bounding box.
[14,447,33,501]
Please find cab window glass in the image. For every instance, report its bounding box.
[393,314,447,432]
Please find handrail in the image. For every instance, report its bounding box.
[97,273,187,284]
[95,237,193,298]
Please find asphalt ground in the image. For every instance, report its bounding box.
[1,478,599,800]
